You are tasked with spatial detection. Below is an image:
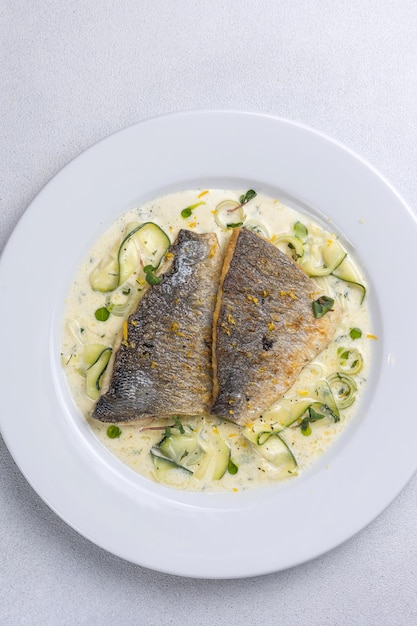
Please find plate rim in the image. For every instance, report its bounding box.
[1,109,416,578]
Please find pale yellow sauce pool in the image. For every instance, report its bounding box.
[61,190,374,492]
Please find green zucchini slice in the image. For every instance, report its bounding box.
[84,345,112,400]
[118,222,170,286]
[300,238,347,277]
[90,222,170,292]
[244,428,298,474]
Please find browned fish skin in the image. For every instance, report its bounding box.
[93,229,222,423]
[211,228,341,426]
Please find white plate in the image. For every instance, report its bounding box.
[1,111,416,579]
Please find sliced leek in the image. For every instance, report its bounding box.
[243,219,270,238]
[272,234,304,260]
[214,199,245,229]
[327,372,357,409]
[338,347,363,375]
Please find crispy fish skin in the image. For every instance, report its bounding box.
[211,228,341,426]
[93,229,222,423]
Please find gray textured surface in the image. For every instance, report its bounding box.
[2,1,417,624]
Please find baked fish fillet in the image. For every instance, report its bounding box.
[211,228,341,426]
[93,229,222,423]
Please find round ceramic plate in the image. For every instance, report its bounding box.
[1,111,416,578]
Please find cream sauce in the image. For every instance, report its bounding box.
[61,190,374,492]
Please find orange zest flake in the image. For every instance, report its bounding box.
[122,320,128,342]
[366,333,378,340]
[212,427,219,434]
[197,190,209,198]
[227,314,236,325]
[297,390,309,397]
[220,322,230,336]
[171,322,185,337]
[209,244,217,258]
[229,410,235,415]
[150,361,157,369]
[228,433,238,438]
[288,291,298,300]
[188,220,197,228]
[232,488,239,493]
[164,251,174,261]
[246,295,259,305]
[268,321,275,331]
[130,319,138,327]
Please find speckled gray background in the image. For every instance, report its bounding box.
[2,2,417,624]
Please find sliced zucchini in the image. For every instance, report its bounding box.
[89,240,119,292]
[244,428,298,474]
[211,432,231,480]
[84,345,112,400]
[118,222,170,286]
[331,257,366,303]
[263,397,313,428]
[301,238,347,277]
[90,222,170,292]
[193,428,231,481]
[150,448,193,475]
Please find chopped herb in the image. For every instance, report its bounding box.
[180,201,205,219]
[239,189,257,205]
[228,459,239,475]
[95,306,110,321]
[312,296,334,318]
[122,287,131,296]
[226,222,244,228]
[172,415,185,434]
[349,327,362,340]
[107,425,121,439]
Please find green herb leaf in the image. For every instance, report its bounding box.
[180,201,205,219]
[228,459,238,475]
[349,327,362,340]
[143,264,155,273]
[239,189,257,205]
[226,222,244,228]
[172,415,185,434]
[308,406,325,423]
[107,425,121,439]
[145,268,162,285]
[95,306,110,321]
[294,221,308,242]
[312,296,334,318]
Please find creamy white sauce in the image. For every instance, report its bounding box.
[61,190,374,492]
